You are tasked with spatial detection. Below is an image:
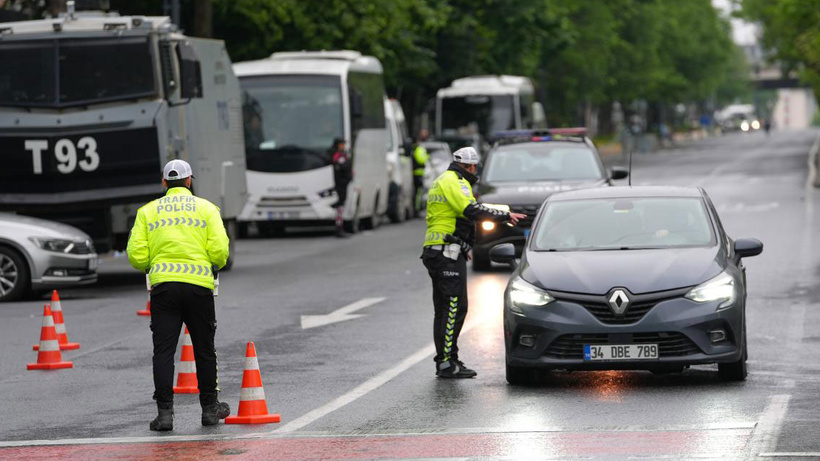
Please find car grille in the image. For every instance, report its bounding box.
[509,204,539,227]
[552,288,690,325]
[544,332,702,359]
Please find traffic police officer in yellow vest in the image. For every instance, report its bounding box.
[422,147,526,378]
[127,159,231,431]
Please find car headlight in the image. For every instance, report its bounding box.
[318,187,337,198]
[508,275,554,314]
[482,203,510,212]
[685,271,736,310]
[30,237,76,254]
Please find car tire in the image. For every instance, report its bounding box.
[505,363,540,386]
[388,183,405,224]
[0,245,30,303]
[718,330,748,382]
[472,253,492,272]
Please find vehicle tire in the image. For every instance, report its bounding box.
[344,199,360,234]
[388,184,406,224]
[718,327,748,382]
[505,363,540,386]
[221,219,237,271]
[361,194,381,230]
[472,253,492,272]
[0,245,30,303]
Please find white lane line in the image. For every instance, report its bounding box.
[747,394,791,457]
[270,320,479,434]
[760,453,820,458]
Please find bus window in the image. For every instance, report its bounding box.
[240,74,343,173]
[348,71,386,146]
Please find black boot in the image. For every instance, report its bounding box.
[149,406,174,431]
[202,401,231,426]
[436,360,477,379]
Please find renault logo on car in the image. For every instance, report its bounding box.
[608,289,630,316]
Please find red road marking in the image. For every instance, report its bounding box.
[0,429,753,460]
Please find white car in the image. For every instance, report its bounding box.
[0,213,98,302]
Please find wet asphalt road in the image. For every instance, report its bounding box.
[0,129,818,460]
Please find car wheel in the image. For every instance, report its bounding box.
[388,188,406,224]
[472,253,492,272]
[718,330,748,382]
[0,246,30,303]
[505,362,540,386]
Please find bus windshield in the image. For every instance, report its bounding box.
[0,37,155,108]
[241,75,344,173]
[440,95,515,139]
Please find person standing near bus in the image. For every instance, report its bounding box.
[412,129,431,213]
[330,138,353,237]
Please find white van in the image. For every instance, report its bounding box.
[384,98,414,223]
[234,50,388,234]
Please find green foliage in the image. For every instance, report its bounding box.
[741,0,820,105]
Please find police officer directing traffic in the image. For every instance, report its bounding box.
[127,159,231,431]
[422,147,526,378]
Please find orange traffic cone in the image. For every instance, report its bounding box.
[225,342,280,424]
[174,326,199,394]
[137,293,151,316]
[33,290,79,351]
[28,305,73,370]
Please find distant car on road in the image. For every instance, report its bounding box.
[491,186,762,385]
[0,213,98,302]
[472,128,628,270]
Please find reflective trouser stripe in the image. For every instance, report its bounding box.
[443,296,458,362]
[239,386,266,401]
[38,339,60,352]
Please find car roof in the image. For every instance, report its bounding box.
[548,186,704,201]
[493,140,590,151]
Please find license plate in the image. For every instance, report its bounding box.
[267,211,299,220]
[88,258,98,271]
[584,344,658,361]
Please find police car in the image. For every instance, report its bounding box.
[472,129,628,270]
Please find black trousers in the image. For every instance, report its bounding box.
[150,282,218,408]
[422,248,469,364]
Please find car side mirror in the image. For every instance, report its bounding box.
[489,243,516,266]
[610,166,629,180]
[734,238,763,258]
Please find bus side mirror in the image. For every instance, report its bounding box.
[177,41,203,99]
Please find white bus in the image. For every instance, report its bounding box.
[234,50,388,234]
[436,75,546,148]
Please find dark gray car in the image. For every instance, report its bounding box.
[491,186,763,385]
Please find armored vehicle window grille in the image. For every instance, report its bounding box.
[159,41,176,96]
[544,332,701,359]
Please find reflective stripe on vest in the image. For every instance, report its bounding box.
[150,263,212,277]
[148,217,207,232]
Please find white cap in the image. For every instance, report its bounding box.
[453,147,480,165]
[163,159,193,181]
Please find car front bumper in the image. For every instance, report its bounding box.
[504,294,743,370]
[31,251,98,290]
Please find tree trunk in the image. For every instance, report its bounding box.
[48,0,66,18]
[192,0,213,38]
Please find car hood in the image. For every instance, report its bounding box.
[477,179,607,205]
[521,246,724,295]
[0,213,91,240]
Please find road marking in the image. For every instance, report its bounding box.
[272,319,480,434]
[747,394,791,457]
[0,422,756,449]
[760,453,820,458]
[300,297,386,329]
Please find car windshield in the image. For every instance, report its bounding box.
[241,75,343,173]
[532,197,715,251]
[0,37,155,108]
[483,144,604,182]
[440,95,515,139]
